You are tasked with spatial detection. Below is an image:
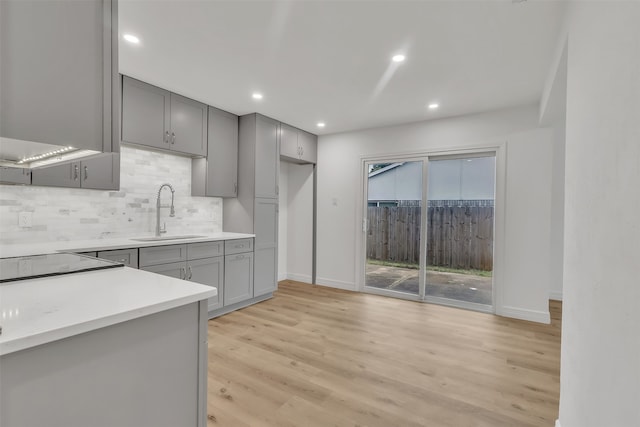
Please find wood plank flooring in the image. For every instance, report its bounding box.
[207,280,561,427]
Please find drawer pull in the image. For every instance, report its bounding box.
[236,255,244,260]
[117,259,127,263]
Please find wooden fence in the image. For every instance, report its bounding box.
[366,206,494,271]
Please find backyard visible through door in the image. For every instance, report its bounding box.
[364,154,496,309]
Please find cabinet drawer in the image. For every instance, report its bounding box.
[98,248,139,268]
[139,244,187,267]
[187,241,224,260]
[224,238,254,255]
[140,261,186,279]
[77,251,97,258]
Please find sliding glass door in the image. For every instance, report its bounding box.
[363,152,496,311]
[364,161,424,298]
[425,155,495,309]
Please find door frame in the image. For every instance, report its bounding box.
[355,142,507,314]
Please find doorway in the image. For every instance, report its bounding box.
[363,152,496,311]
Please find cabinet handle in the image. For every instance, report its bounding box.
[171,132,176,144]
[73,164,79,181]
[276,185,279,195]
[234,182,237,195]
[188,266,193,280]
[117,258,127,263]
[165,131,170,144]
[84,166,88,181]
[181,267,187,280]
[236,255,245,260]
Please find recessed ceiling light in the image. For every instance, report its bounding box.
[123,34,140,44]
[317,122,326,128]
[392,54,406,63]
[428,103,439,110]
[252,93,263,100]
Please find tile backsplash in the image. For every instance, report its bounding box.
[0,146,222,244]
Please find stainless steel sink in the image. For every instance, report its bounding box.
[131,235,206,242]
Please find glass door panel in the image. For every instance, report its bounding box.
[364,161,423,296]
[425,155,496,307]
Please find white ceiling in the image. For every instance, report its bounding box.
[119,0,565,135]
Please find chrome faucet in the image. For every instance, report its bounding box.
[156,183,176,236]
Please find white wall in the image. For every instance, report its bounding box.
[277,160,314,283]
[317,104,556,322]
[277,161,289,281]
[558,2,640,426]
[549,120,565,301]
[286,163,314,283]
[0,145,222,243]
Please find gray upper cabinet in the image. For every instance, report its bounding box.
[279,123,299,159]
[0,167,31,185]
[31,153,119,190]
[297,130,317,164]
[170,93,207,157]
[192,107,239,198]
[254,115,280,199]
[121,76,170,151]
[121,76,207,157]
[0,0,119,153]
[279,123,317,164]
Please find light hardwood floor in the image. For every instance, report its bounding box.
[207,281,561,427]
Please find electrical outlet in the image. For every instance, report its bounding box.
[18,211,33,228]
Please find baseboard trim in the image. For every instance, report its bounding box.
[315,277,357,291]
[549,291,563,301]
[287,273,312,284]
[498,305,551,324]
[555,419,561,427]
[207,293,272,319]
[277,272,288,282]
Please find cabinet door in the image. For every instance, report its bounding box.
[80,153,119,190]
[0,0,114,152]
[121,76,171,151]
[169,93,207,157]
[298,130,317,164]
[224,252,254,306]
[254,247,277,297]
[0,167,31,185]
[188,256,224,312]
[140,261,186,280]
[207,107,238,197]
[254,198,278,296]
[254,115,280,199]
[279,123,299,160]
[31,161,81,188]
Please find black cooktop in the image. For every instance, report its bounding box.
[0,252,124,283]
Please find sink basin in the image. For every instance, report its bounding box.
[131,235,207,242]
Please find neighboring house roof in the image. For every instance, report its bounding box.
[368,162,404,178]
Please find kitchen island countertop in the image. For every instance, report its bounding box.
[0,266,216,355]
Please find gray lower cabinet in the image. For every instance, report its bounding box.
[189,256,224,312]
[224,251,254,306]
[192,107,238,198]
[254,198,278,297]
[121,76,207,157]
[0,0,119,153]
[97,248,138,268]
[141,261,186,280]
[140,241,228,313]
[30,153,119,190]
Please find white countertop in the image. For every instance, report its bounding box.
[0,232,255,258]
[0,266,217,356]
